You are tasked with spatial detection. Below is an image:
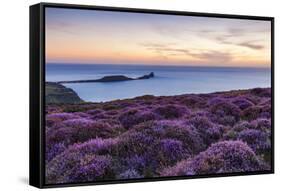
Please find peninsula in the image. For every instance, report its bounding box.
[58,72,154,84]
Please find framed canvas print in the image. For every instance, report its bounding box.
[30,2,274,188]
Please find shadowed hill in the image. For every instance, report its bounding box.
[46,82,83,104]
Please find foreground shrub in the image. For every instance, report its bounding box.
[232,121,255,132]
[67,138,118,156]
[47,153,114,184]
[160,159,192,176]
[69,155,114,182]
[46,119,121,149]
[153,104,189,119]
[46,112,79,127]
[148,138,187,171]
[232,97,254,110]
[188,116,223,145]
[46,138,117,184]
[153,120,206,154]
[113,127,190,176]
[113,131,154,157]
[46,142,66,162]
[117,169,143,179]
[252,118,271,131]
[209,99,241,125]
[242,106,263,120]
[237,129,270,154]
[187,141,265,174]
[119,109,159,129]
[117,155,147,174]
[180,95,206,108]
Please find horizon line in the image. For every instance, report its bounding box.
[46,62,271,69]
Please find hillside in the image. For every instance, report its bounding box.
[45,87,272,184]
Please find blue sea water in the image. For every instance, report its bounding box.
[46,64,271,102]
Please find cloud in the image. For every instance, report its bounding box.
[140,42,190,56]
[47,21,78,35]
[237,41,264,50]
[190,51,233,63]
[139,43,175,48]
[151,47,190,55]
[139,42,233,63]
[214,35,264,50]
[198,27,265,50]
[227,28,245,37]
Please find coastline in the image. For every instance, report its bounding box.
[46,81,271,105]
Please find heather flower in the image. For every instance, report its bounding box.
[106,110,119,116]
[209,99,241,125]
[260,104,271,119]
[259,98,271,106]
[119,155,147,173]
[160,159,192,176]
[154,120,205,154]
[68,138,118,155]
[62,118,95,128]
[46,112,78,127]
[46,106,62,114]
[153,104,190,119]
[232,97,254,110]
[207,97,225,106]
[153,138,187,166]
[46,139,116,184]
[223,130,238,140]
[237,129,270,154]
[46,119,121,147]
[114,131,154,157]
[242,106,263,120]
[232,121,255,132]
[180,95,206,108]
[117,169,143,179]
[46,142,66,162]
[188,116,223,145]
[190,110,209,118]
[252,118,271,131]
[69,155,114,182]
[119,109,160,129]
[73,112,91,118]
[46,126,77,147]
[86,109,104,115]
[186,141,265,175]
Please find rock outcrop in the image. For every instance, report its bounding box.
[46,82,83,104]
[58,72,155,84]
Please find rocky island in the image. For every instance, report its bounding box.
[57,72,154,84]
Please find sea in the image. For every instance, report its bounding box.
[46,64,271,102]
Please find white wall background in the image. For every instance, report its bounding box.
[0,0,279,190]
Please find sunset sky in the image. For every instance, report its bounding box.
[46,7,271,68]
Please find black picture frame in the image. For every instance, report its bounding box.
[30,2,275,188]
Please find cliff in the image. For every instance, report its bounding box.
[45,82,83,104]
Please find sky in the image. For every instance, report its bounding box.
[46,7,271,68]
